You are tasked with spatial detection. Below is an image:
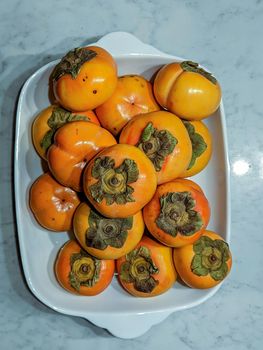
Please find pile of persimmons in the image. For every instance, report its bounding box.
[29,45,232,297]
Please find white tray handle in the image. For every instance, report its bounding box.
[95,31,173,57]
[87,311,171,339]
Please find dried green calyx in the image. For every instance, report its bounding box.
[86,209,133,250]
[183,121,207,170]
[191,236,230,281]
[156,191,203,237]
[89,156,139,205]
[137,122,177,172]
[69,249,101,292]
[120,246,159,293]
[180,61,217,85]
[40,107,89,151]
[52,47,97,81]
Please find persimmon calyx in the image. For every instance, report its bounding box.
[69,250,101,291]
[183,121,207,170]
[85,209,133,250]
[156,191,203,237]
[191,236,230,281]
[137,122,177,172]
[40,107,88,151]
[52,47,97,81]
[89,156,139,205]
[120,246,159,293]
[180,61,217,85]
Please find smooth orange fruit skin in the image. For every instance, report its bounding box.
[95,75,160,135]
[53,46,118,111]
[116,235,177,297]
[72,109,100,125]
[180,120,212,178]
[32,105,100,160]
[47,121,116,192]
[143,181,210,248]
[73,202,144,259]
[55,240,115,295]
[173,230,232,289]
[29,172,80,231]
[173,178,204,193]
[154,63,183,107]
[83,144,157,218]
[119,110,192,184]
[154,62,221,120]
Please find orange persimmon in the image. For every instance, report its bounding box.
[143,180,210,247]
[47,121,116,192]
[95,75,160,135]
[173,230,232,289]
[32,105,100,160]
[116,236,177,297]
[52,46,117,111]
[83,144,157,218]
[29,172,80,231]
[73,202,144,259]
[180,120,212,178]
[154,61,221,120]
[55,240,114,295]
[119,110,192,184]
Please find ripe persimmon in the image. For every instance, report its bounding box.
[47,121,116,192]
[83,144,157,218]
[119,110,192,184]
[55,240,114,295]
[143,180,210,247]
[29,172,80,231]
[154,61,221,120]
[52,46,117,111]
[32,105,100,160]
[95,75,160,135]
[73,202,144,259]
[116,236,177,297]
[173,230,232,289]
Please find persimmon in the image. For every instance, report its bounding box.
[143,180,210,247]
[29,172,80,231]
[119,110,192,184]
[116,236,177,297]
[95,75,160,135]
[47,121,116,192]
[32,105,100,160]
[55,240,114,295]
[52,46,117,111]
[83,144,157,218]
[73,202,144,259]
[173,230,232,289]
[154,61,221,120]
[180,120,212,177]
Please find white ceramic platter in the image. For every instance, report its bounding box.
[14,32,230,339]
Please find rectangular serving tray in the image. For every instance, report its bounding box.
[14,32,230,339]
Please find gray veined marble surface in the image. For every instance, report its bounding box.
[0,0,263,348]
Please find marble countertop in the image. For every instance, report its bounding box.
[0,0,262,348]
